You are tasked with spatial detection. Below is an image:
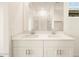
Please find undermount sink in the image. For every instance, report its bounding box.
[22,33,61,38]
[48,35,60,37]
[48,32,65,37]
[24,34,59,38]
[22,34,39,38]
[13,31,66,38]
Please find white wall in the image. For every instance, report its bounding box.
[0,4,4,55]
[0,3,10,56]
[64,3,79,57]
[64,18,79,57]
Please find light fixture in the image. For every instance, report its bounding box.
[25,2,30,6]
[38,8,48,16]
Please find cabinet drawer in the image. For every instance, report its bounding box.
[44,40,74,48]
[44,48,73,57]
[44,41,74,57]
[13,40,43,48]
[13,47,43,57]
[12,40,43,57]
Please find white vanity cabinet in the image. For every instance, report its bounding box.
[44,40,74,57]
[12,40,43,57]
[12,39,74,57]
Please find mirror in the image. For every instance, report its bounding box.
[29,2,54,32]
[24,2,64,33]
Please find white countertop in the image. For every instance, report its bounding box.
[12,32,74,41]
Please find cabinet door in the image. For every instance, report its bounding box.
[12,40,43,57]
[44,48,73,57]
[44,41,74,57]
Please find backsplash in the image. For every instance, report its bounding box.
[54,21,63,31]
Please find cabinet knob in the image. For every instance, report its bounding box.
[26,49,32,55]
[57,49,59,55]
[57,49,63,56]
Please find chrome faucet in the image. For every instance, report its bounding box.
[52,29,56,34]
[30,29,35,35]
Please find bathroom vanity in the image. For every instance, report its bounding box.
[12,32,74,57]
